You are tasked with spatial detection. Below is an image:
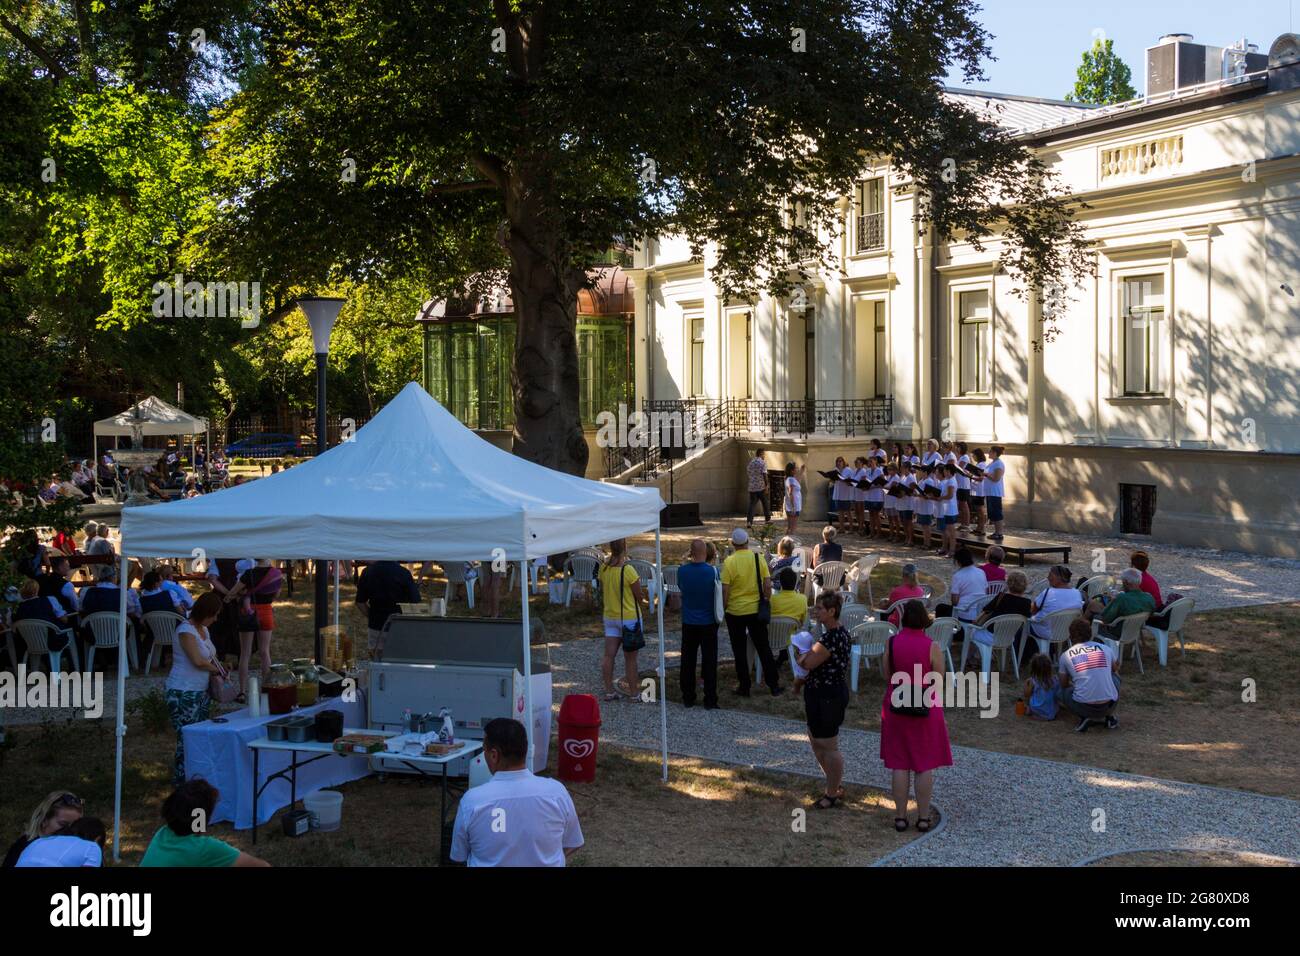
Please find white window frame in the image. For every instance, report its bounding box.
[1108,261,1174,402]
[1119,273,1167,397]
[685,312,705,397]
[853,176,887,254]
[952,285,993,397]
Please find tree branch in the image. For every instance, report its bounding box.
[72,0,95,84]
[426,180,497,196]
[0,14,72,80]
[473,153,509,191]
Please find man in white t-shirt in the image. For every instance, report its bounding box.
[1029,565,1085,640]
[451,718,583,867]
[15,817,105,867]
[1057,620,1121,732]
[947,549,989,622]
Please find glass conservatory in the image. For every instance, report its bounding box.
[418,266,634,431]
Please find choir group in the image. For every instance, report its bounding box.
[812,438,1008,557]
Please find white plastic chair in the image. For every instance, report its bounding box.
[1029,608,1079,660]
[848,555,879,606]
[849,621,895,692]
[1079,574,1115,602]
[628,559,660,608]
[628,546,656,562]
[761,615,801,683]
[1141,597,1195,667]
[660,564,679,600]
[925,616,961,673]
[1093,612,1150,673]
[141,610,186,676]
[83,611,138,674]
[839,604,871,633]
[14,619,79,675]
[812,561,849,600]
[438,561,476,609]
[959,613,1027,685]
[562,555,601,607]
[985,580,1007,596]
[1027,577,1050,599]
[957,593,996,634]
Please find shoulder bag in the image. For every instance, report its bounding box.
[619,564,646,652]
[753,552,771,623]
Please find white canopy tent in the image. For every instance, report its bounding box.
[93,395,209,472]
[112,382,668,859]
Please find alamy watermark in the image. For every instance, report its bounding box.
[594,403,705,450]
[151,273,261,328]
[0,665,104,719]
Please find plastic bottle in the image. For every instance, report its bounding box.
[438,707,454,744]
[403,708,413,735]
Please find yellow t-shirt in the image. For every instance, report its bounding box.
[770,589,808,624]
[599,563,640,621]
[721,550,770,616]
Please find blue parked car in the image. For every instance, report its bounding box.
[224,433,304,458]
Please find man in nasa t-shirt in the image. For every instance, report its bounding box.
[1057,624,1120,732]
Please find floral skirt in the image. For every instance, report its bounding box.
[166,688,210,785]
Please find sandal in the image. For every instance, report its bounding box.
[602,691,620,702]
[811,794,840,810]
[915,812,938,832]
[894,817,910,832]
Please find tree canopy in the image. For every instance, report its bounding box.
[1067,37,1137,105]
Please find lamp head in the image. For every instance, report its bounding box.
[296,296,346,354]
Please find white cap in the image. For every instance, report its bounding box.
[731,528,749,545]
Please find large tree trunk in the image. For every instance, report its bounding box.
[503,186,589,477]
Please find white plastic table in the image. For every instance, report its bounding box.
[247,731,482,863]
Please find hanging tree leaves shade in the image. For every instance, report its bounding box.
[203,0,1092,477]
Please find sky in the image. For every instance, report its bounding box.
[944,0,1297,100]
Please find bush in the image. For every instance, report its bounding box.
[126,688,173,735]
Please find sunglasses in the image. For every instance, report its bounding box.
[54,793,84,809]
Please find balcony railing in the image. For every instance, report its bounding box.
[603,397,894,478]
[856,211,884,252]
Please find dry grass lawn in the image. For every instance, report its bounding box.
[657,601,1300,798]
[0,718,916,866]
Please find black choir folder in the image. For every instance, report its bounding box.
[817,470,842,481]
[853,475,889,488]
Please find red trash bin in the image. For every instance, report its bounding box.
[557,694,601,782]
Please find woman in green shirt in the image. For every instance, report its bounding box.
[141,780,269,867]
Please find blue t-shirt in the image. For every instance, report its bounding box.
[677,561,719,626]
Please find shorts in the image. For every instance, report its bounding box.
[915,514,933,526]
[253,603,274,631]
[899,509,913,520]
[884,501,897,513]
[604,619,639,639]
[785,508,801,517]
[957,489,970,502]
[970,495,985,512]
[865,501,883,513]
[935,515,950,529]
[986,496,1004,522]
[237,608,258,632]
[804,682,849,739]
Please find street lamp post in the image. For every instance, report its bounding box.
[296,296,346,663]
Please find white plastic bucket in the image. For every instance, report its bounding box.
[303,790,344,832]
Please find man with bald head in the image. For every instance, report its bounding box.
[677,538,721,709]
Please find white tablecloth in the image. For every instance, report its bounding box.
[183,696,370,829]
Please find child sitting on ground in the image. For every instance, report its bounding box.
[789,629,816,694]
[1021,653,1059,720]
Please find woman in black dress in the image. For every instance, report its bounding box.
[797,591,852,809]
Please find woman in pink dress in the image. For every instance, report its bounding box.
[880,600,952,831]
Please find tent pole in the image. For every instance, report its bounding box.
[333,561,340,632]
[519,557,534,772]
[655,524,667,782]
[113,551,130,862]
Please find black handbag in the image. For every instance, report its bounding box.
[886,634,929,717]
[753,553,771,623]
[619,564,645,652]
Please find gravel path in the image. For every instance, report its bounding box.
[548,633,1300,866]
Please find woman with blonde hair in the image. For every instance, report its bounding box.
[2,791,84,867]
[597,539,648,702]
